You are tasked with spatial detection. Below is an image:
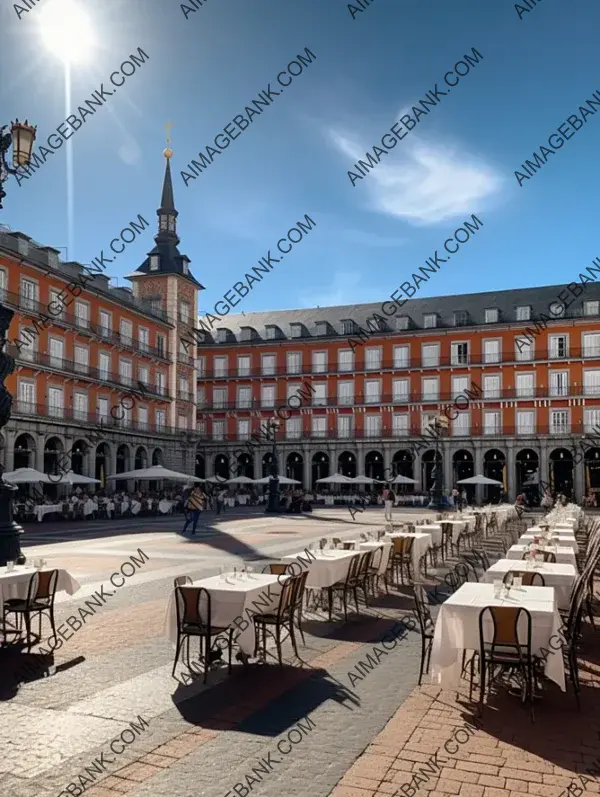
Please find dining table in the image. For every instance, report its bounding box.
[281,549,360,589]
[0,565,80,617]
[386,532,433,572]
[506,544,577,569]
[520,531,578,553]
[482,559,576,611]
[345,540,392,576]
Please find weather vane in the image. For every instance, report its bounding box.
[164,121,174,158]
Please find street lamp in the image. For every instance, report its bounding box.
[428,415,449,511]
[265,416,281,514]
[0,120,37,209]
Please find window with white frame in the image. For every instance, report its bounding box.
[483,339,500,364]
[549,370,569,397]
[312,351,327,373]
[393,414,409,436]
[515,337,534,361]
[483,374,501,399]
[266,326,276,340]
[287,351,302,374]
[197,420,206,437]
[99,310,112,336]
[365,379,381,404]
[396,316,409,331]
[49,289,65,318]
[73,392,87,422]
[179,301,190,325]
[119,358,133,386]
[422,343,440,367]
[49,337,64,368]
[342,320,355,335]
[516,372,535,398]
[262,353,276,375]
[149,254,160,271]
[338,349,354,372]
[213,387,227,409]
[485,308,499,323]
[17,380,35,412]
[584,300,600,317]
[0,268,6,301]
[422,377,439,401]
[156,371,166,396]
[286,383,300,400]
[238,419,250,440]
[212,419,225,440]
[18,327,35,361]
[237,386,252,408]
[338,381,354,406]
[365,414,381,438]
[451,342,469,365]
[97,397,109,423]
[138,327,149,352]
[337,415,353,438]
[312,416,327,437]
[452,412,470,436]
[584,407,600,432]
[178,415,188,430]
[583,333,600,358]
[20,278,38,310]
[74,345,89,374]
[286,416,302,439]
[290,324,303,338]
[216,329,227,344]
[99,352,111,379]
[452,375,469,399]
[583,369,600,396]
[138,406,148,429]
[393,345,409,368]
[423,314,437,328]
[75,300,90,329]
[214,355,228,377]
[312,383,327,406]
[549,334,568,359]
[550,410,570,434]
[156,334,166,357]
[48,386,64,418]
[197,386,206,408]
[422,412,437,432]
[517,410,535,435]
[516,305,531,321]
[138,365,149,387]
[365,347,382,370]
[237,355,251,376]
[392,378,409,403]
[197,357,207,375]
[484,411,501,435]
[261,384,276,408]
[179,375,189,396]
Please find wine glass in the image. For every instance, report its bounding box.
[246,565,254,578]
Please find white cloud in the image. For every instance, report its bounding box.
[328,128,503,225]
[299,270,384,308]
[118,137,142,166]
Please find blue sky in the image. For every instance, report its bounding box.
[2,0,599,314]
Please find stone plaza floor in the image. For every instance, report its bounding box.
[1,507,599,797]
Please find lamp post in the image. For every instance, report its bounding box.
[265,416,281,514]
[428,415,449,511]
[0,120,37,209]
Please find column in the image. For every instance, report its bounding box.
[302,448,311,489]
[574,446,584,503]
[443,441,452,493]
[506,443,515,502]
[539,441,549,490]
[383,446,392,482]
[474,443,483,506]
[36,438,45,472]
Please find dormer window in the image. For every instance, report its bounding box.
[149,255,160,271]
[396,316,409,331]
[516,305,531,321]
[182,262,188,275]
[485,307,499,323]
[316,321,329,336]
[584,300,599,317]
[290,323,303,338]
[266,326,277,340]
[216,329,227,343]
[341,319,355,335]
[423,313,437,329]
[454,311,468,327]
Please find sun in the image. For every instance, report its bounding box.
[38,0,95,64]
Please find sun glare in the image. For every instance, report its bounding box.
[38,0,95,64]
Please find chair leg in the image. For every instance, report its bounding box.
[478,660,486,716]
[289,620,298,658]
[172,634,184,677]
[327,588,333,621]
[418,638,427,686]
[275,624,283,666]
[296,608,306,646]
[353,587,360,615]
[228,629,233,675]
[343,589,349,622]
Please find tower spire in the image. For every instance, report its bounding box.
[157,125,178,244]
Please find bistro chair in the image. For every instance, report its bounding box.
[173,575,192,589]
[444,562,471,593]
[3,569,59,649]
[440,522,454,559]
[413,584,434,686]
[353,549,376,610]
[521,551,556,563]
[342,541,355,550]
[503,571,545,586]
[262,562,289,575]
[332,538,343,549]
[290,570,309,646]
[390,537,414,585]
[328,555,361,622]
[253,574,298,665]
[172,586,234,682]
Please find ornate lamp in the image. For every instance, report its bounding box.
[428,414,449,511]
[265,416,281,514]
[0,119,37,209]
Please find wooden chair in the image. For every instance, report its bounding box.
[172,586,233,681]
[342,541,355,550]
[254,575,298,664]
[173,575,192,589]
[262,563,289,575]
[440,522,454,559]
[290,571,309,646]
[328,555,361,622]
[413,584,434,685]
[444,562,470,593]
[521,551,556,563]
[390,537,414,585]
[3,570,59,649]
[503,570,545,586]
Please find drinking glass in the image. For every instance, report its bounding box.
[513,575,522,590]
[246,566,253,578]
[6,561,14,572]
[493,580,502,599]
[233,566,238,580]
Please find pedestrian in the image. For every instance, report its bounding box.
[383,485,395,523]
[182,485,205,536]
[216,488,227,515]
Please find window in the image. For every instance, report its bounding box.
[156,410,167,431]
[197,420,206,437]
[583,333,600,358]
[262,353,276,375]
[422,377,439,401]
[365,414,381,438]
[422,412,437,432]
[286,417,302,439]
[454,311,468,327]
[73,392,88,422]
[312,416,327,438]
[516,372,535,398]
[337,415,353,439]
[138,327,149,352]
[549,334,568,359]
[290,324,303,338]
[517,410,535,435]
[516,305,531,321]
[197,386,206,408]
[179,376,189,396]
[17,380,35,412]
[422,343,440,367]
[316,321,328,336]
[549,371,569,397]
[196,356,206,377]
[138,365,149,386]
[452,413,470,436]
[48,386,64,418]
[338,381,354,406]
[99,310,112,337]
[212,419,225,440]
[18,327,36,361]
[138,406,148,430]
[485,308,499,323]
[451,342,469,365]
[551,410,569,434]
[97,397,109,423]
[20,278,38,311]
[156,371,166,396]
[118,318,133,345]
[266,326,276,340]
[286,383,300,400]
[365,379,381,404]
[392,378,409,403]
[74,345,89,374]
[452,375,468,399]
[237,355,251,376]
[583,370,600,397]
[584,407,600,432]
[261,384,276,408]
[312,383,327,406]
[119,359,132,386]
[49,289,65,319]
[213,387,227,409]
[312,351,327,373]
[287,351,302,374]
[342,320,355,335]
[238,419,250,440]
[0,268,6,301]
[237,386,252,408]
[338,349,354,372]
[49,337,64,368]
[240,327,252,342]
[75,300,90,329]
[396,316,409,331]
[179,301,190,325]
[393,345,409,368]
[393,414,409,437]
[515,337,533,361]
[99,352,111,379]
[149,254,160,271]
[214,355,228,377]
[483,339,500,364]
[423,313,437,328]
[584,300,599,316]
[365,347,382,370]
[156,334,166,357]
[483,374,501,399]
[484,411,501,435]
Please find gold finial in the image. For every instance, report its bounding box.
[164,121,174,159]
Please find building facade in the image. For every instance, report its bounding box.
[0,150,204,487]
[194,282,600,502]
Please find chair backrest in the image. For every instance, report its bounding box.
[357,549,374,578]
[444,565,468,592]
[174,585,210,632]
[332,538,342,548]
[291,570,308,608]
[319,538,328,550]
[504,570,544,586]
[413,584,434,635]
[342,542,355,550]
[399,536,414,555]
[263,562,288,575]
[459,555,480,582]
[28,569,59,605]
[472,548,491,571]
[344,554,361,584]
[541,550,556,563]
[173,575,192,589]
[275,574,296,618]
[479,605,532,660]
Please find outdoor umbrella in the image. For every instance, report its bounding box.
[107,465,204,482]
[457,475,503,486]
[205,475,229,484]
[349,475,381,484]
[254,475,301,485]
[2,467,52,484]
[226,476,256,485]
[315,474,354,484]
[390,474,419,485]
[60,471,101,485]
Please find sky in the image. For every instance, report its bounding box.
[1,0,599,316]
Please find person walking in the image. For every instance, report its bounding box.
[216,488,227,515]
[182,485,205,536]
[383,485,395,523]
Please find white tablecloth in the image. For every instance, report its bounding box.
[83,499,97,517]
[415,524,443,547]
[387,532,432,572]
[0,566,80,613]
[344,540,392,576]
[35,504,62,522]
[131,500,141,515]
[237,495,248,506]
[281,549,359,588]
[507,545,577,569]
[520,532,578,553]
[164,572,281,655]
[439,520,467,545]
[483,559,576,611]
[430,582,565,690]
[159,499,174,514]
